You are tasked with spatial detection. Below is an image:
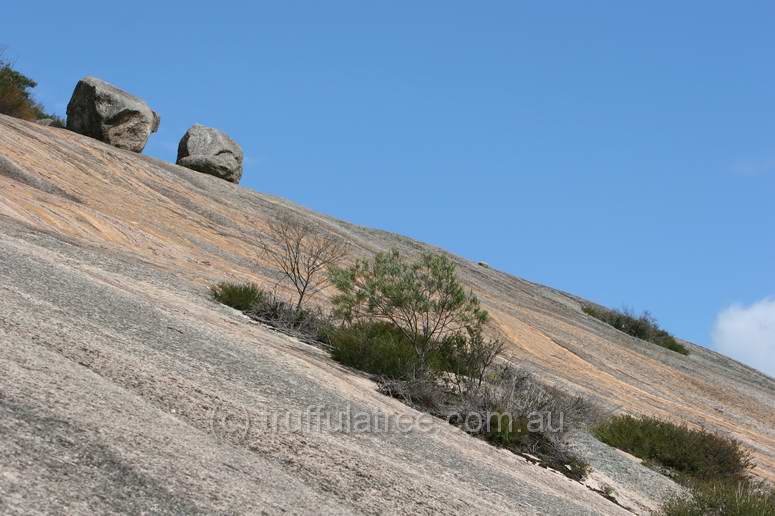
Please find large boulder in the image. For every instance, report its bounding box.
[176,124,243,183]
[66,77,160,153]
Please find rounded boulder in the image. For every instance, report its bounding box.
[176,124,243,184]
[66,76,160,153]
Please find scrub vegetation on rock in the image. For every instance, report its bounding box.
[0,55,63,126]
[582,304,689,355]
[594,415,774,515]
[212,249,594,481]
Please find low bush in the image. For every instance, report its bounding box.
[595,409,767,514]
[436,329,504,393]
[246,291,331,343]
[451,364,592,480]
[211,281,331,343]
[582,305,689,355]
[328,321,418,379]
[0,74,37,120]
[378,363,593,480]
[594,415,753,483]
[479,410,590,479]
[378,377,449,411]
[0,57,63,124]
[660,480,775,516]
[210,281,264,311]
[327,320,504,387]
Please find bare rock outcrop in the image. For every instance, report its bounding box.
[66,76,160,153]
[1,114,775,514]
[176,124,243,183]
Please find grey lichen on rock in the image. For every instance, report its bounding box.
[176,124,243,183]
[66,76,159,153]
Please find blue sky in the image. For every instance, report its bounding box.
[3,1,774,367]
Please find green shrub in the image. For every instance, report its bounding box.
[377,377,447,411]
[594,415,753,483]
[598,415,769,515]
[210,281,331,343]
[582,305,689,355]
[485,412,530,447]
[210,282,264,311]
[0,57,62,123]
[660,480,775,516]
[328,321,419,379]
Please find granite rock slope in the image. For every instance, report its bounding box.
[0,114,773,514]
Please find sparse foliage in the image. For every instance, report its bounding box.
[453,363,592,477]
[258,214,349,311]
[438,328,505,393]
[245,289,332,344]
[378,363,593,480]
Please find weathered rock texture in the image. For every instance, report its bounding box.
[176,124,243,183]
[0,114,773,514]
[66,76,160,153]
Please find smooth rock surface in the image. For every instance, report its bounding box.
[177,124,243,183]
[66,76,159,153]
[0,114,774,514]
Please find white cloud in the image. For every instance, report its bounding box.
[712,298,775,378]
[731,158,775,177]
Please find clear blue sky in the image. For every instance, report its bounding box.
[3,1,774,354]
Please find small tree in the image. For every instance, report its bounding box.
[328,250,490,375]
[257,214,349,311]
